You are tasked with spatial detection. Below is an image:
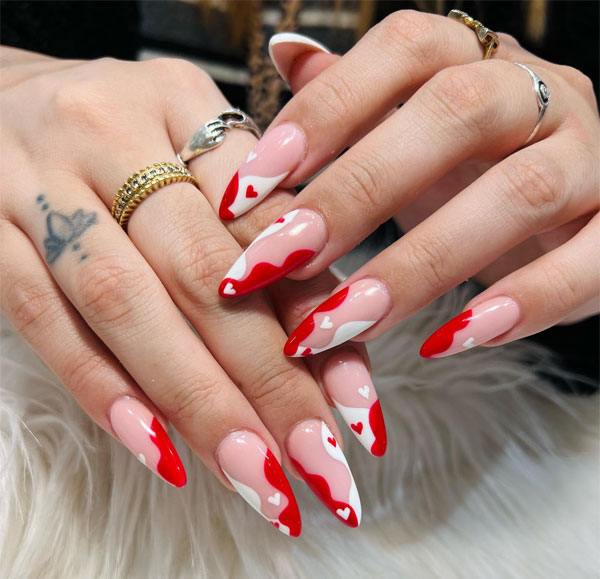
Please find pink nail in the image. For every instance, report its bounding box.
[268,32,331,85]
[109,396,186,487]
[219,209,326,297]
[322,350,387,457]
[284,278,392,357]
[420,296,521,358]
[216,430,301,537]
[287,419,361,527]
[219,123,306,220]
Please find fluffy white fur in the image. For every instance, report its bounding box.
[1,268,598,578]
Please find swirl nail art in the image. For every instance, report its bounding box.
[219,209,326,297]
[287,419,361,527]
[284,279,392,357]
[217,430,301,537]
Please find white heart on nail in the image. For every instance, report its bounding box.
[246,151,258,163]
[336,507,350,520]
[320,316,333,329]
[222,282,236,296]
[137,453,146,466]
[357,385,370,399]
[462,337,475,349]
[267,492,281,506]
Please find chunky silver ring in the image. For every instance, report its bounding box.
[177,108,261,164]
[513,62,550,146]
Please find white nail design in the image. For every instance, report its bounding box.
[462,337,475,349]
[222,282,236,296]
[336,507,351,520]
[267,492,281,506]
[320,316,334,329]
[357,385,370,399]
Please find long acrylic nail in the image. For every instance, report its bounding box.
[216,430,301,537]
[268,32,331,85]
[287,419,361,527]
[322,350,387,457]
[219,209,326,298]
[219,123,306,220]
[109,396,187,487]
[420,296,521,358]
[284,278,392,357]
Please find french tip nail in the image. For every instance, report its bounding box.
[109,396,187,488]
[217,430,302,537]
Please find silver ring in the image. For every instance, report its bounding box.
[513,62,550,146]
[177,108,261,165]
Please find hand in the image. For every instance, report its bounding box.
[215,11,599,359]
[0,47,385,535]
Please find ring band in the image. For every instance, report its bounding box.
[447,9,499,59]
[513,62,551,145]
[112,162,199,230]
[177,108,261,165]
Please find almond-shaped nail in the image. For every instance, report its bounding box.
[219,123,306,220]
[219,209,326,298]
[420,296,521,358]
[284,278,392,357]
[109,396,187,487]
[322,351,387,457]
[287,419,361,527]
[216,430,301,537]
[268,32,331,85]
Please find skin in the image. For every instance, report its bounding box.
[0,46,372,495]
[252,11,599,348]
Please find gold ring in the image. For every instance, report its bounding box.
[111,162,199,230]
[447,9,500,60]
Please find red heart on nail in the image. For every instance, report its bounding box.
[271,521,280,528]
[351,422,363,435]
[327,437,337,447]
[246,184,258,198]
[275,216,285,223]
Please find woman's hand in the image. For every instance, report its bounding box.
[0,47,385,534]
[216,11,599,359]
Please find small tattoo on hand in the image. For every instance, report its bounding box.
[37,196,97,265]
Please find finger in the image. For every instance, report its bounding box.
[0,220,185,486]
[217,12,529,218]
[283,133,598,356]
[420,212,600,357]
[6,181,306,536]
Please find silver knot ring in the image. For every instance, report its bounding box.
[513,62,550,146]
[177,108,261,165]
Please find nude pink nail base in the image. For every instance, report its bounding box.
[109,396,186,487]
[420,296,521,358]
[219,209,327,297]
[284,278,392,357]
[287,419,361,527]
[322,351,387,457]
[216,430,301,537]
[219,123,306,220]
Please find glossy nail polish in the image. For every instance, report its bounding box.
[219,123,306,220]
[219,209,327,298]
[322,350,387,457]
[287,419,361,527]
[284,278,392,357]
[420,296,520,358]
[216,430,301,537]
[109,396,187,487]
[268,32,331,85]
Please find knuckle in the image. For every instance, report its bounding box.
[427,65,493,139]
[403,233,454,293]
[559,65,595,100]
[52,79,111,131]
[148,57,212,87]
[540,260,580,314]
[63,351,107,397]
[502,152,565,221]
[165,375,221,424]
[77,255,154,327]
[304,70,363,125]
[247,363,306,411]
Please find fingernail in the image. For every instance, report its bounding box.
[109,396,187,487]
[219,209,326,298]
[322,350,387,457]
[287,419,361,527]
[420,296,521,358]
[219,123,306,220]
[216,430,301,537]
[284,278,392,357]
[268,32,331,85]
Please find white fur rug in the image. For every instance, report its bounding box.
[1,274,599,578]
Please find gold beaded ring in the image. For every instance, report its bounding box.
[447,9,500,60]
[111,162,199,230]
